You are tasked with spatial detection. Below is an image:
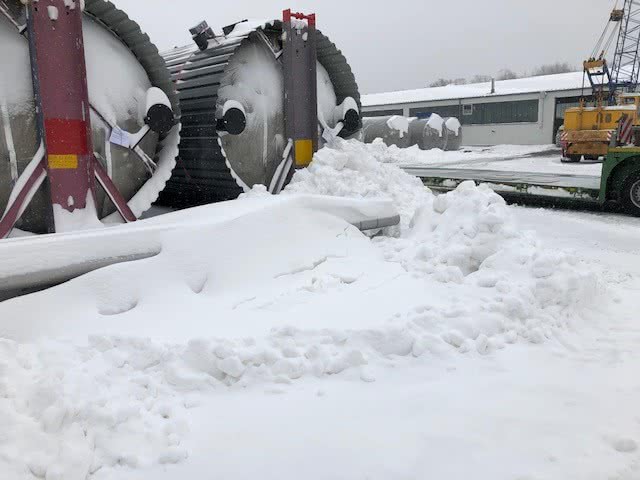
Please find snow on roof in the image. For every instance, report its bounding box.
[362,72,586,107]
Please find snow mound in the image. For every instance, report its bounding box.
[0,140,604,479]
[376,180,599,345]
[285,138,430,231]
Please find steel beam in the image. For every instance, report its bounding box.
[282,9,318,169]
[26,0,98,232]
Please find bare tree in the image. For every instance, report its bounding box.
[531,62,573,76]
[496,69,518,80]
[429,78,468,87]
[470,74,492,83]
[429,78,452,87]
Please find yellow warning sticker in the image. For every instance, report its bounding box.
[294,139,314,167]
[48,154,78,170]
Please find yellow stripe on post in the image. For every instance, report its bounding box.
[294,139,314,167]
[48,154,78,170]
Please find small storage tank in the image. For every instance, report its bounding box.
[408,114,445,150]
[160,19,361,207]
[362,115,412,148]
[442,117,463,151]
[0,0,179,233]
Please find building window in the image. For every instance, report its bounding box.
[409,104,460,119]
[462,104,473,116]
[464,100,538,124]
[363,109,404,118]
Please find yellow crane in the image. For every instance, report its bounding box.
[561,2,640,162]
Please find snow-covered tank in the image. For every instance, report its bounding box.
[443,117,463,151]
[363,114,463,151]
[0,0,179,233]
[408,115,445,150]
[362,116,413,148]
[160,19,361,206]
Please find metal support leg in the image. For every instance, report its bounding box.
[94,160,137,222]
[282,9,318,170]
[0,147,47,239]
[26,0,97,230]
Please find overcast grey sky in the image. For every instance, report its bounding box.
[113,0,610,94]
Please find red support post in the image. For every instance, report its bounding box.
[26,0,97,231]
[281,8,318,170]
[94,161,137,222]
[282,9,316,27]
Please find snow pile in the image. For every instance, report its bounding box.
[375,181,599,346]
[0,140,604,480]
[285,138,430,231]
[0,338,190,479]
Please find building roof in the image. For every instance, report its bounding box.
[361,72,586,107]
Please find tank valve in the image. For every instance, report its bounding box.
[217,100,246,135]
[144,87,175,135]
[335,97,360,134]
[119,88,175,150]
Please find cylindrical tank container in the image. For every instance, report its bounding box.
[442,117,463,151]
[160,19,361,207]
[0,0,180,233]
[408,114,446,150]
[362,115,413,148]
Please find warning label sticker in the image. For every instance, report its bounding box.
[48,154,78,170]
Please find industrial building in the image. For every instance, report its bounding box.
[361,72,589,145]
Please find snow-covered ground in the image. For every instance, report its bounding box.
[1,139,639,480]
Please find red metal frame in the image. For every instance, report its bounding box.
[283,8,316,27]
[0,0,135,238]
[28,1,95,218]
[0,158,46,239]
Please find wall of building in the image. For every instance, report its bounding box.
[362,88,585,146]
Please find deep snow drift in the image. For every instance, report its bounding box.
[0,139,623,480]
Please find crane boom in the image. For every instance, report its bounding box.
[610,0,640,96]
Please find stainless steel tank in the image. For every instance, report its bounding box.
[362,116,413,148]
[408,116,446,150]
[442,117,463,151]
[160,19,362,206]
[0,0,179,233]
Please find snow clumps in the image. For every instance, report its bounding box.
[285,138,431,231]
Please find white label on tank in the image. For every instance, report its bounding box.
[109,126,131,148]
